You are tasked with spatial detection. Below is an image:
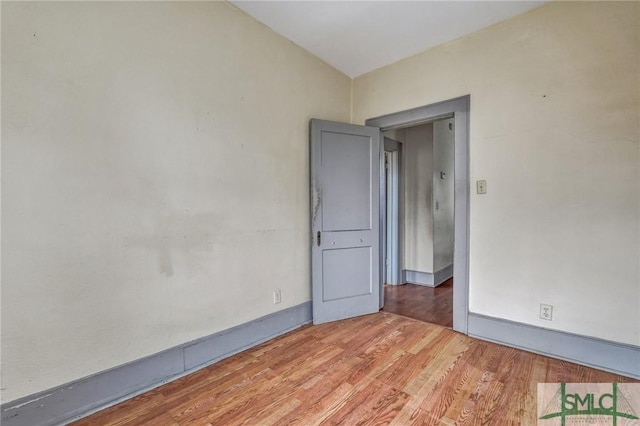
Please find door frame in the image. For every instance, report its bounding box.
[383,140,402,288]
[366,95,470,334]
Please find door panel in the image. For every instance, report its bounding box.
[310,119,381,324]
[322,247,372,301]
[321,132,372,231]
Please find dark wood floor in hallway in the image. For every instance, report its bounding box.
[71,312,635,426]
[384,278,453,327]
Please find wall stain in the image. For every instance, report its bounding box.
[125,213,222,278]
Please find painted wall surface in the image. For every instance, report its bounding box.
[433,119,455,271]
[402,124,434,273]
[353,2,640,346]
[2,1,350,402]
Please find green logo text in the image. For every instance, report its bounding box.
[539,383,639,425]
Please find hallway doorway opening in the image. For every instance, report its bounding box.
[381,117,455,327]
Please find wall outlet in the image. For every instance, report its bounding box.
[540,304,553,321]
[273,289,282,304]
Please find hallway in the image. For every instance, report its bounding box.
[383,279,453,327]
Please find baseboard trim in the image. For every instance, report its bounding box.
[1,302,312,426]
[433,264,453,286]
[403,269,433,286]
[403,264,452,287]
[467,313,640,379]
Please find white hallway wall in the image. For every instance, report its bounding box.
[432,118,455,272]
[2,1,350,402]
[353,1,639,346]
[402,123,434,274]
[394,121,455,278]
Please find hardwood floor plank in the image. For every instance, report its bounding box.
[235,396,303,426]
[403,331,470,398]
[336,382,410,426]
[249,324,314,357]
[344,348,405,387]
[252,334,320,368]
[470,346,521,425]
[439,341,495,421]
[77,393,165,426]
[406,324,443,354]
[312,314,378,343]
[418,338,488,422]
[455,369,495,426]
[452,345,502,425]
[319,379,393,425]
[502,350,537,424]
[205,373,299,425]
[336,315,401,351]
[280,382,354,426]
[473,378,507,425]
[71,312,638,426]
[296,352,366,402]
[169,368,276,423]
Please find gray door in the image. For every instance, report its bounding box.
[310,119,381,324]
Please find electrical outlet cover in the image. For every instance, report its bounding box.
[540,304,553,320]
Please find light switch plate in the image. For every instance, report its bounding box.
[477,180,487,194]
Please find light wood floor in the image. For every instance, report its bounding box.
[71,312,635,425]
[384,279,453,327]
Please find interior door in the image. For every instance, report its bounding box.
[310,119,381,324]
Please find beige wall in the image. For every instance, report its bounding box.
[1,1,350,402]
[353,2,640,346]
[3,0,639,406]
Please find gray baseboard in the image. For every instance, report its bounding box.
[403,269,433,286]
[7,303,634,426]
[468,313,640,379]
[1,302,312,426]
[433,264,453,286]
[403,264,452,287]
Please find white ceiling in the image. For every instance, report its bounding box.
[230,1,548,77]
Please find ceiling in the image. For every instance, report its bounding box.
[230,1,548,78]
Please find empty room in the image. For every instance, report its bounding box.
[2,1,639,425]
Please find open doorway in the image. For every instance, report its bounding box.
[310,96,469,332]
[381,118,455,328]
